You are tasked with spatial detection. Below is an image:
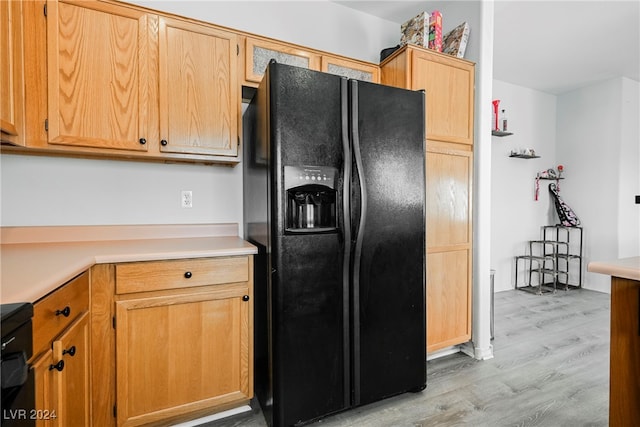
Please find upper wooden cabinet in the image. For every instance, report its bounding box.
[16,0,241,164]
[158,17,238,157]
[242,36,380,87]
[244,37,320,86]
[0,0,25,146]
[321,55,379,83]
[381,45,475,145]
[8,0,381,164]
[46,0,152,152]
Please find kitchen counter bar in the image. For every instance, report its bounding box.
[0,224,257,304]
[588,256,640,426]
[587,256,640,281]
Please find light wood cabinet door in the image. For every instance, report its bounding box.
[31,312,90,427]
[158,17,238,157]
[244,37,320,85]
[46,0,152,152]
[425,144,473,352]
[1,0,25,145]
[51,312,91,427]
[115,287,252,426]
[32,349,58,427]
[382,46,475,145]
[411,49,475,145]
[321,55,379,83]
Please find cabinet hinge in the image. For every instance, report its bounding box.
[237,136,240,147]
[113,405,117,417]
[44,119,48,132]
[44,4,47,17]
[237,44,239,56]
[112,316,116,329]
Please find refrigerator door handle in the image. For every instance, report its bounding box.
[341,78,352,254]
[340,77,352,408]
[350,79,367,406]
[351,80,367,284]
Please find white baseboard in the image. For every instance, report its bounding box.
[459,341,494,360]
[170,405,252,427]
[426,346,461,361]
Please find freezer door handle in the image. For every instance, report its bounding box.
[340,77,352,408]
[341,77,351,255]
[351,79,367,287]
[350,79,367,406]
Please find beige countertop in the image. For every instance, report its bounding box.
[587,256,640,281]
[0,224,257,304]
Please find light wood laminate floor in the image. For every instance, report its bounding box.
[205,289,610,427]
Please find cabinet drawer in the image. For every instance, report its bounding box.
[115,256,250,294]
[33,272,89,356]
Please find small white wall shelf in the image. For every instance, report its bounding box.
[492,130,513,137]
[509,154,540,159]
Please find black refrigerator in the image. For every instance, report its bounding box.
[243,61,426,427]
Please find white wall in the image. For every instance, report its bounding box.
[556,77,640,293]
[490,80,557,293]
[619,77,640,258]
[0,155,242,226]
[491,76,640,295]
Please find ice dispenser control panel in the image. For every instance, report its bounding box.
[284,165,338,233]
[284,165,337,191]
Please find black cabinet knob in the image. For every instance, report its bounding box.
[55,306,71,317]
[184,271,192,279]
[62,346,76,357]
[49,360,64,372]
[160,139,168,146]
[242,295,250,302]
[139,138,147,145]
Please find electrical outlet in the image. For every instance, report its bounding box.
[181,190,193,208]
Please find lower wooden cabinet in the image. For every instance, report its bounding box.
[53,312,91,426]
[425,142,473,353]
[115,288,252,426]
[90,255,254,427]
[31,349,57,427]
[31,273,91,427]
